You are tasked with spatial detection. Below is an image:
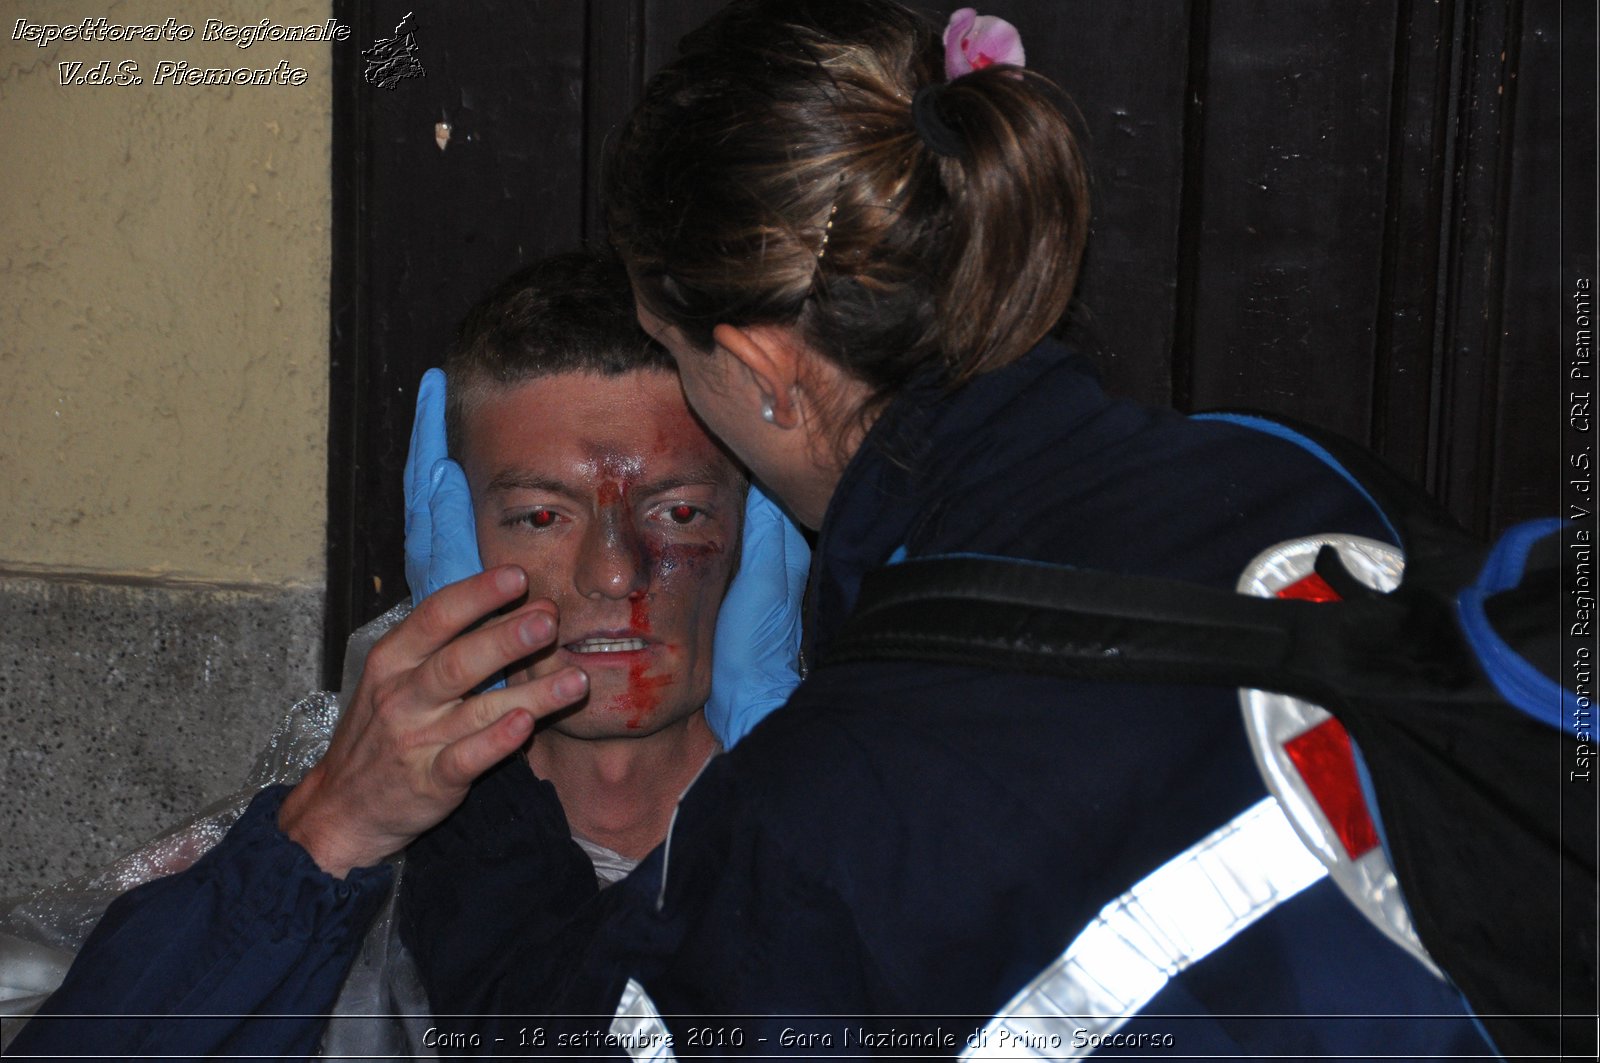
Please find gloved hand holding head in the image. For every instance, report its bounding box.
[404,368,482,608]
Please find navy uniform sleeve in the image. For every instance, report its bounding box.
[8,785,394,1060]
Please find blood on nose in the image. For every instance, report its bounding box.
[579,481,649,599]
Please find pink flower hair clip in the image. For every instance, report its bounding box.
[942,7,1026,79]
[912,8,1027,158]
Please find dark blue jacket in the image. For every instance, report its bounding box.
[396,341,1493,1057]
[7,786,392,1059]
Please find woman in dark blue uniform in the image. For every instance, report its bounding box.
[399,0,1497,1057]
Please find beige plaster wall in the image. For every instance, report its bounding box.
[1,0,333,584]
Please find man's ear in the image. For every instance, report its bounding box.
[711,323,804,427]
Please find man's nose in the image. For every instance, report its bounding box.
[574,509,651,600]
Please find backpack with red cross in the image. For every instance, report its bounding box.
[826,412,1595,1060]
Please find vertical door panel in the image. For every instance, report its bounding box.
[328,0,1569,675]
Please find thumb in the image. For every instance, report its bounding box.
[426,459,484,598]
[404,369,449,603]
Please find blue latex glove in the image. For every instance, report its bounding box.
[706,486,810,747]
[403,368,485,606]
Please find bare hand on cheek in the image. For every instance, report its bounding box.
[277,565,589,877]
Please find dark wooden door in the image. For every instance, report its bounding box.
[324,0,1585,680]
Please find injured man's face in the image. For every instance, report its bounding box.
[459,369,744,741]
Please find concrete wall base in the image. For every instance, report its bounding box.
[0,572,323,898]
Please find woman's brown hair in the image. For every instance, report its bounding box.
[606,0,1090,420]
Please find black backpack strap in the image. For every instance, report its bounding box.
[824,553,1375,707]
[822,411,1494,709]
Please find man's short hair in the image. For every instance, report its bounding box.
[444,251,676,454]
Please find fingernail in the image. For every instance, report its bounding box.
[517,612,554,647]
[496,567,526,594]
[555,669,588,699]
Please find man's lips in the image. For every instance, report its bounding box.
[560,631,655,657]
[564,636,648,654]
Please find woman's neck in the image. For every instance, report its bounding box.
[787,363,878,529]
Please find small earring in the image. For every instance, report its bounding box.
[761,402,777,424]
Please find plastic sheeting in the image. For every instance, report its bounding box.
[0,605,442,1060]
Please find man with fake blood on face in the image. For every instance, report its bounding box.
[463,375,737,741]
[2,251,800,1062]
[442,253,746,866]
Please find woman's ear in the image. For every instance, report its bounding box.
[712,323,805,427]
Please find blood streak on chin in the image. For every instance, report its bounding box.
[619,595,668,729]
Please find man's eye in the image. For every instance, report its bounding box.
[516,509,559,529]
[666,504,701,525]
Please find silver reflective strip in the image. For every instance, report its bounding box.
[1235,534,1442,977]
[962,797,1327,1060]
[609,978,680,1062]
